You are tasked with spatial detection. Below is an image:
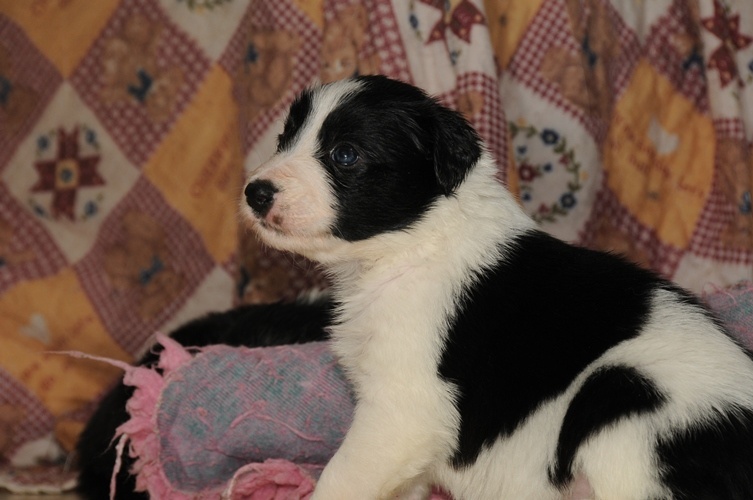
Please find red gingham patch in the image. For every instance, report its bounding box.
[714,117,747,140]
[643,2,709,112]
[0,185,68,294]
[69,0,211,167]
[73,177,217,355]
[363,0,413,83]
[0,369,54,458]
[0,15,62,171]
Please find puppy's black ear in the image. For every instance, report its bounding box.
[432,105,482,195]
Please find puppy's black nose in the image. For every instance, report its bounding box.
[245,180,278,217]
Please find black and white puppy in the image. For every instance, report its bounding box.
[242,75,753,499]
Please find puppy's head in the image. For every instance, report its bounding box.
[241,75,482,258]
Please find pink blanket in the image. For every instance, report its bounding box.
[114,338,350,499]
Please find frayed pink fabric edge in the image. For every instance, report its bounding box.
[111,334,192,500]
[67,335,322,500]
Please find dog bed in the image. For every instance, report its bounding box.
[108,282,753,499]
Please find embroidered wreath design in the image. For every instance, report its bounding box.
[509,121,583,224]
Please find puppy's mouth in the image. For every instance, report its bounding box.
[256,214,286,234]
[248,207,316,240]
[242,179,336,248]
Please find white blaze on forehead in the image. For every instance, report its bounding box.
[292,78,365,154]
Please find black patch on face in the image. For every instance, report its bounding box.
[438,230,663,468]
[658,406,753,499]
[549,365,666,487]
[277,89,313,152]
[316,75,482,241]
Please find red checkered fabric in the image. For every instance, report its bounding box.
[0,0,752,493]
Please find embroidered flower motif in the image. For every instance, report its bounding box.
[540,129,559,145]
[409,13,420,29]
[510,122,582,224]
[518,163,540,182]
[418,0,485,45]
[560,193,577,209]
[31,126,104,221]
[700,0,753,87]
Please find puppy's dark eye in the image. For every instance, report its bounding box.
[331,144,359,167]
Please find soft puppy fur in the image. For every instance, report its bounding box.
[242,75,753,499]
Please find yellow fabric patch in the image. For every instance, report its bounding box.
[291,0,323,29]
[0,0,119,77]
[143,65,242,264]
[603,61,714,249]
[0,269,131,418]
[485,0,544,69]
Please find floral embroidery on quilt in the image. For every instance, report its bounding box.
[412,0,485,45]
[100,14,184,122]
[700,0,753,88]
[30,126,105,221]
[409,0,486,65]
[320,4,380,83]
[509,121,582,225]
[103,211,184,319]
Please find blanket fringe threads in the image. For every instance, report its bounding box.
[116,335,322,500]
[69,336,318,500]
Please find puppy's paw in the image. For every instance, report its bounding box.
[390,478,431,500]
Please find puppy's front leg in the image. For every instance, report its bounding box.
[311,401,445,500]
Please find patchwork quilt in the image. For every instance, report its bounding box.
[0,0,751,493]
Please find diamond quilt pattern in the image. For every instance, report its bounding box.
[0,0,751,493]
